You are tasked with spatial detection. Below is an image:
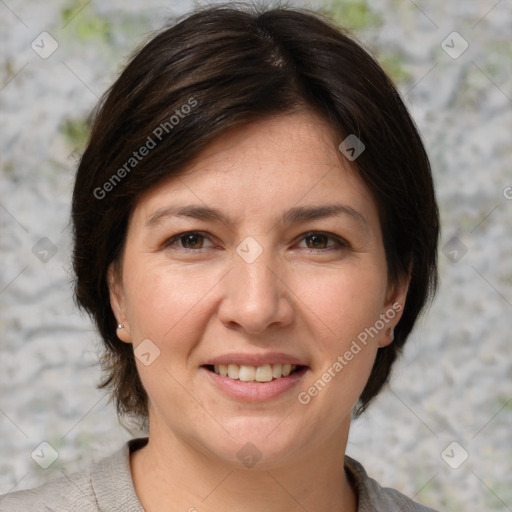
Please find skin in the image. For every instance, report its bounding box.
[109,111,409,512]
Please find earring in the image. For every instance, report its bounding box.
[117,324,124,329]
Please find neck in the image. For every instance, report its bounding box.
[130,421,357,512]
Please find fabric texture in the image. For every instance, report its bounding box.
[0,438,438,511]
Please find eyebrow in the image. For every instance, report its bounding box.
[146,203,368,230]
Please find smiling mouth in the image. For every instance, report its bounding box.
[203,363,305,382]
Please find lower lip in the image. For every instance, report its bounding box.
[201,367,308,401]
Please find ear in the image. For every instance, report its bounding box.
[107,262,132,344]
[378,270,411,348]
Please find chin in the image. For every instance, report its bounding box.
[195,418,310,469]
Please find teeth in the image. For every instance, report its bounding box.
[255,364,273,382]
[227,364,239,379]
[212,363,298,381]
[272,364,282,378]
[239,365,255,382]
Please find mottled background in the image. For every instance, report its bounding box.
[1,0,511,510]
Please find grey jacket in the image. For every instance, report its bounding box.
[0,438,438,511]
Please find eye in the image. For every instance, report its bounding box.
[296,232,349,251]
[163,230,349,252]
[164,231,215,250]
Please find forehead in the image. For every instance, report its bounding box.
[131,112,379,228]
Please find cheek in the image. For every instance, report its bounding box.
[122,257,223,343]
[292,260,388,344]
[294,267,386,411]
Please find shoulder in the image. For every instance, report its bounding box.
[344,455,439,512]
[0,438,146,512]
[0,464,97,512]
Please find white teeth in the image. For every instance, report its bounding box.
[272,364,282,378]
[212,363,299,382]
[227,364,239,379]
[239,365,256,382]
[255,364,273,382]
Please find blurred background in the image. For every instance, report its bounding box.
[1,0,511,510]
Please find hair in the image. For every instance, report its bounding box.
[72,1,439,427]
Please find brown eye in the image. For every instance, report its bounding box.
[305,234,329,249]
[298,232,348,251]
[165,231,214,250]
[179,233,204,249]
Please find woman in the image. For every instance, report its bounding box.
[1,2,439,511]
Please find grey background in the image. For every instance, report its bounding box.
[1,1,511,510]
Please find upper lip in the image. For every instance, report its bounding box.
[203,352,308,367]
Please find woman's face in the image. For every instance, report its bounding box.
[110,111,408,468]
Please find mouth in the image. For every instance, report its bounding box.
[200,352,310,401]
[202,363,306,382]
[201,360,309,401]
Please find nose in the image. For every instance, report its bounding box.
[217,245,295,334]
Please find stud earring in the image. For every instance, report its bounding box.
[117,324,124,329]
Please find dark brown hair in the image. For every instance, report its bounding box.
[72,1,439,426]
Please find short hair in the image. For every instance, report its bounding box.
[72,2,439,426]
